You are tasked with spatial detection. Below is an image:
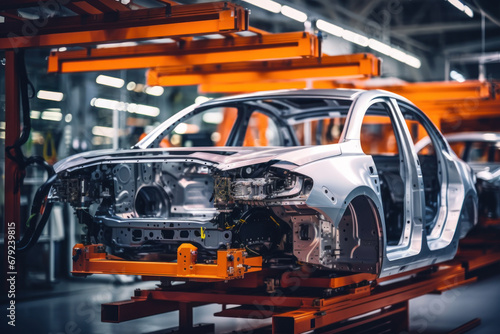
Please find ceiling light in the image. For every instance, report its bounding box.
[390,48,408,63]
[65,114,73,123]
[450,70,465,82]
[447,0,473,18]
[368,39,392,55]
[316,19,343,37]
[173,123,200,134]
[41,111,63,122]
[126,81,136,91]
[96,41,138,49]
[145,86,164,96]
[92,98,125,111]
[404,54,421,69]
[96,75,124,88]
[92,126,116,138]
[30,110,40,119]
[127,103,160,117]
[281,5,307,23]
[91,98,160,117]
[195,96,212,104]
[341,29,369,47]
[242,0,281,13]
[463,6,473,18]
[202,112,224,124]
[37,90,64,101]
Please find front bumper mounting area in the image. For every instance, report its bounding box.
[71,243,262,280]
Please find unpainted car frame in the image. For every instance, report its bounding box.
[47,89,478,278]
[417,132,500,222]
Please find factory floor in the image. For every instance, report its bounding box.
[2,269,500,334]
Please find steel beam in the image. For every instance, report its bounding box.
[72,243,262,280]
[0,2,248,49]
[148,53,380,89]
[47,32,319,73]
[356,80,493,102]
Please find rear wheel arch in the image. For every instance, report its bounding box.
[335,193,384,274]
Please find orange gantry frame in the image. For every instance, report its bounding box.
[148,53,381,90]
[0,1,249,49]
[47,31,320,73]
[72,243,262,280]
[354,80,500,130]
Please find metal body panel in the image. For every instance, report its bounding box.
[45,89,478,278]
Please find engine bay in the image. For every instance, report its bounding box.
[49,159,344,270]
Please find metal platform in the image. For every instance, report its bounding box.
[81,230,500,333]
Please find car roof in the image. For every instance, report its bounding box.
[201,88,365,105]
[445,132,500,143]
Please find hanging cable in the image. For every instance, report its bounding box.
[4,50,56,252]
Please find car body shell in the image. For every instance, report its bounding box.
[50,89,478,278]
[417,132,500,221]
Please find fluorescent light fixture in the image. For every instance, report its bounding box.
[92,98,126,111]
[484,133,497,141]
[126,81,136,91]
[385,48,421,69]
[127,103,160,117]
[41,111,63,122]
[195,96,212,104]
[30,110,41,119]
[96,75,124,88]
[145,86,164,96]
[92,126,116,138]
[0,131,5,139]
[404,54,421,69]
[390,48,408,63]
[202,111,224,124]
[0,121,5,130]
[281,5,307,23]
[447,0,473,18]
[464,6,473,17]
[242,0,281,13]
[342,29,369,47]
[450,70,465,82]
[448,0,464,11]
[91,98,159,117]
[368,39,392,55]
[37,90,64,101]
[173,123,200,135]
[174,123,188,134]
[96,41,138,49]
[316,19,344,37]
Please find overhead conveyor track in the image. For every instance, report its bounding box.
[0,1,249,49]
[47,32,320,73]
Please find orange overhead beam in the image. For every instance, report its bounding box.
[148,53,380,89]
[47,32,319,73]
[65,2,103,15]
[356,80,494,102]
[0,1,248,49]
